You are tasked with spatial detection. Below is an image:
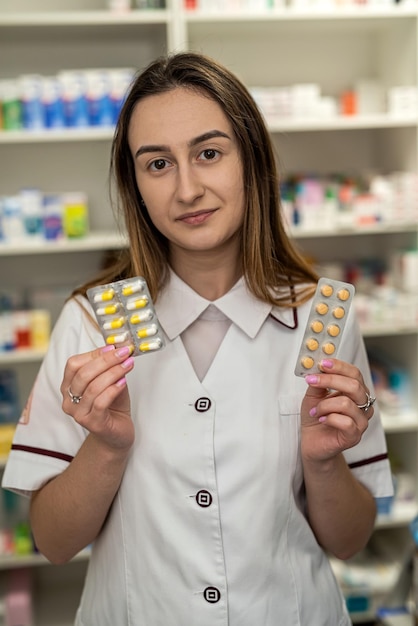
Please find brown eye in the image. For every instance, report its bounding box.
[201,149,218,160]
[153,159,166,170]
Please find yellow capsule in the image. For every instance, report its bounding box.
[122,281,144,297]
[96,303,119,316]
[93,289,115,302]
[103,317,126,331]
[130,310,153,325]
[126,296,149,311]
[106,332,129,345]
[139,338,163,352]
[136,324,158,339]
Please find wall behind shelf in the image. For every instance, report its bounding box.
[0,25,168,78]
[185,16,417,90]
[0,142,118,232]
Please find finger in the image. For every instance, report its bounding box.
[61,344,134,410]
[319,411,367,450]
[305,371,368,407]
[318,358,365,386]
[313,394,374,425]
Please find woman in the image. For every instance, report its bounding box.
[3,52,393,625]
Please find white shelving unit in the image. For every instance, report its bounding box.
[0,3,176,624]
[1,1,418,623]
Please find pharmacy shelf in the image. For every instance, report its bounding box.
[0,10,170,28]
[291,222,418,239]
[376,501,418,529]
[267,114,418,133]
[0,348,47,365]
[362,324,418,338]
[0,549,90,572]
[184,5,418,23]
[0,231,127,256]
[0,114,415,144]
[0,127,114,144]
[382,412,418,434]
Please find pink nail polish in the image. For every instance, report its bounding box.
[305,375,319,384]
[116,346,131,358]
[318,416,327,423]
[101,345,115,353]
[321,359,333,369]
[116,377,127,387]
[121,356,134,369]
[309,407,317,417]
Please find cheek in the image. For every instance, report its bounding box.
[143,205,169,236]
[135,176,168,226]
[227,174,246,217]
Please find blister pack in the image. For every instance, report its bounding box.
[294,277,355,377]
[87,277,165,357]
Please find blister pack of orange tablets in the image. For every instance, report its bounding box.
[87,277,165,357]
[294,277,355,377]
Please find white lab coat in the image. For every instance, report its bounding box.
[2,274,393,625]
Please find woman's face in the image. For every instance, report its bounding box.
[128,87,245,267]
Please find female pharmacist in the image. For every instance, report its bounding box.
[2,52,393,626]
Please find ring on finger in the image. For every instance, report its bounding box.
[356,391,376,413]
[68,386,83,405]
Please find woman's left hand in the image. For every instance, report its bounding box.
[300,358,375,463]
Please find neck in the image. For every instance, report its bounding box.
[170,249,242,301]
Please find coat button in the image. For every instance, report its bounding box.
[194,397,211,412]
[203,587,221,603]
[196,490,212,508]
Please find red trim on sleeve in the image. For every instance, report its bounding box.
[348,453,388,470]
[11,444,74,464]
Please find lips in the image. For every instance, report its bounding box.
[176,209,217,225]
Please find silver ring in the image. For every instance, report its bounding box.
[356,391,376,413]
[68,386,83,405]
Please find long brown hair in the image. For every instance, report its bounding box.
[74,51,317,307]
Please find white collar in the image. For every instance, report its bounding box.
[155,271,297,340]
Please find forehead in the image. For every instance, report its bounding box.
[128,87,234,147]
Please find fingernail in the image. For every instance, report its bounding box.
[305,375,319,384]
[116,346,131,358]
[121,356,134,369]
[116,377,127,387]
[101,345,115,353]
[321,359,333,369]
[309,407,317,417]
[318,416,327,423]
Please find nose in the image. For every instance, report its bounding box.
[175,163,204,204]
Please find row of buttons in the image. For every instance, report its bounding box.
[193,398,220,605]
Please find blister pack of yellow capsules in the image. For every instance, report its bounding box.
[294,277,355,377]
[87,277,165,357]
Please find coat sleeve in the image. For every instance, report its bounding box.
[340,307,394,498]
[2,297,103,496]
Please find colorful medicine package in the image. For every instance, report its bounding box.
[87,277,165,357]
[294,277,355,377]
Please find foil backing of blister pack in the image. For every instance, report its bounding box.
[87,277,165,357]
[294,277,355,377]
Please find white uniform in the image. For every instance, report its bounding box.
[2,273,393,626]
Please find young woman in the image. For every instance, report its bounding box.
[3,52,393,625]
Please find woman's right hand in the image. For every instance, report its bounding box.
[60,344,135,452]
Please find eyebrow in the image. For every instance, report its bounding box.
[134,129,231,158]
